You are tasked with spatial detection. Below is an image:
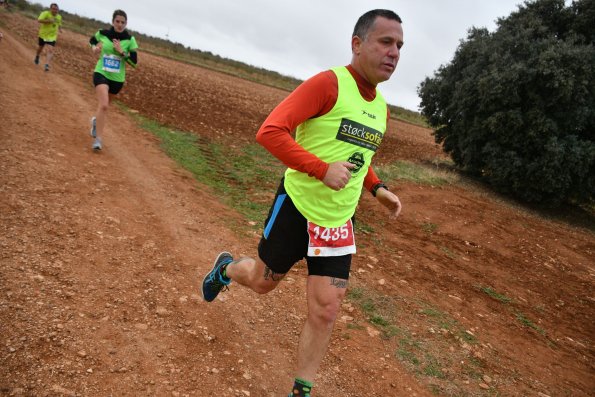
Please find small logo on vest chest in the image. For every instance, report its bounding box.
[362,110,377,119]
[347,152,365,173]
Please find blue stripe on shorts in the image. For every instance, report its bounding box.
[263,194,287,239]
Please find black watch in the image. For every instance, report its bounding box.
[372,182,388,197]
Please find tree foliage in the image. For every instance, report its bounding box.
[418,0,594,206]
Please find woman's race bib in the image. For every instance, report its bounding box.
[307,219,356,257]
[102,54,121,73]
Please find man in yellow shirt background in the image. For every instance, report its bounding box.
[34,3,62,72]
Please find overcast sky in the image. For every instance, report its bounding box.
[52,0,529,111]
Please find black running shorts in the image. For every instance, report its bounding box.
[257,178,352,279]
[93,72,124,95]
[38,37,56,46]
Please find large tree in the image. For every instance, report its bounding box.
[418,0,594,206]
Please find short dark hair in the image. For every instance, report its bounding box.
[50,3,58,8]
[353,9,402,40]
[112,9,127,22]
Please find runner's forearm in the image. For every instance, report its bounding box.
[363,167,382,193]
[256,127,328,180]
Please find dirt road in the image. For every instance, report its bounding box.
[1,12,593,397]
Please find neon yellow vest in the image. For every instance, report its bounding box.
[38,11,62,41]
[284,66,387,227]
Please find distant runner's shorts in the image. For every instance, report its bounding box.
[93,72,124,95]
[257,178,352,279]
[38,37,56,46]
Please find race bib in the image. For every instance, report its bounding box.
[102,54,121,73]
[307,219,356,257]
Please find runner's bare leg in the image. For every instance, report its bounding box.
[225,257,283,294]
[45,45,54,66]
[95,84,110,138]
[295,275,346,382]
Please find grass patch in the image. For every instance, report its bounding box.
[346,323,365,331]
[479,286,513,304]
[390,104,430,127]
[459,330,478,344]
[347,286,364,300]
[463,358,485,379]
[354,221,375,235]
[428,384,443,395]
[375,160,458,186]
[419,303,478,345]
[347,286,399,339]
[423,355,446,379]
[347,286,487,396]
[421,307,442,318]
[440,246,457,258]
[397,347,420,366]
[422,222,438,234]
[515,312,546,335]
[370,314,390,327]
[135,118,220,185]
[123,109,283,225]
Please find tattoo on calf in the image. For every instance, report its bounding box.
[330,278,348,288]
[263,266,284,281]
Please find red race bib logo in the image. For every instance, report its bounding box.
[307,219,356,257]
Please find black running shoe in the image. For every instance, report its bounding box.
[201,252,233,302]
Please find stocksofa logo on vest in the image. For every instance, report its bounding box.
[336,118,383,151]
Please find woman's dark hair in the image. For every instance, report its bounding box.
[353,9,401,40]
[112,9,127,22]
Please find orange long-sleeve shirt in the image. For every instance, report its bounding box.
[256,64,388,193]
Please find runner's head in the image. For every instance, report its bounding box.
[112,9,128,33]
[351,9,404,86]
[50,3,59,15]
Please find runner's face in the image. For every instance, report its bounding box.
[112,16,127,33]
[50,5,58,15]
[352,17,403,86]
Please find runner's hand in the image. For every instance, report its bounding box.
[322,162,355,191]
[113,39,123,54]
[92,43,102,54]
[375,187,402,219]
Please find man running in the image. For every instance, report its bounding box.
[34,3,62,72]
[201,9,404,397]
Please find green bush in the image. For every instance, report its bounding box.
[418,0,594,206]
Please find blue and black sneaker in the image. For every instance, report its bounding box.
[201,251,233,302]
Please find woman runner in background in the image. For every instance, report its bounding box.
[88,9,138,151]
